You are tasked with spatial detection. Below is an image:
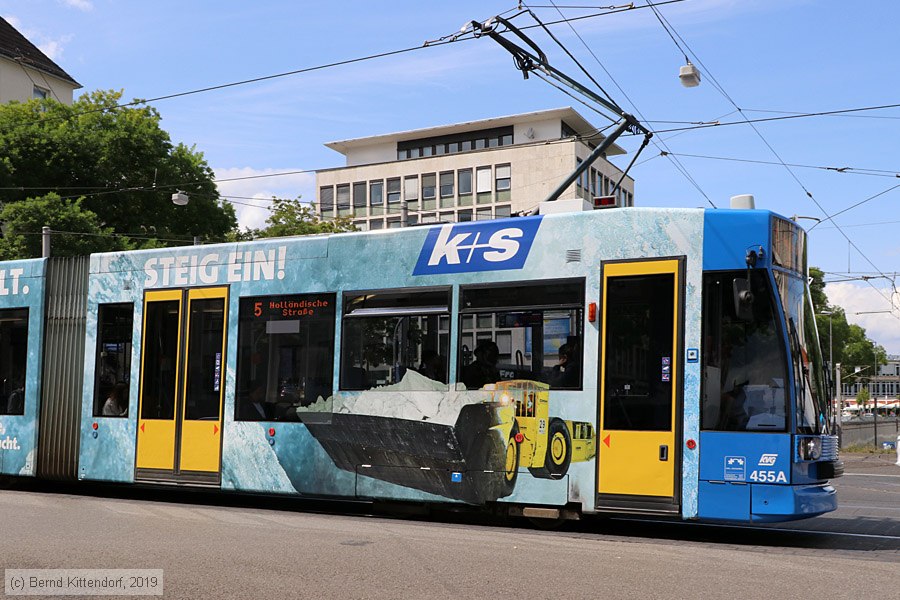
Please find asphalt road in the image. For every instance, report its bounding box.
[1,455,898,599]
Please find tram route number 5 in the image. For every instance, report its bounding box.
[748,470,787,483]
[254,302,263,317]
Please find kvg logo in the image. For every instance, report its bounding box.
[758,453,778,466]
[412,217,542,276]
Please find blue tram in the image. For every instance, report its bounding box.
[0,205,841,523]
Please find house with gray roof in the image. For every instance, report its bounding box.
[0,16,80,104]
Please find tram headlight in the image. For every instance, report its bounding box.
[799,436,823,461]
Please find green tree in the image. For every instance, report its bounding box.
[810,266,885,370]
[0,193,130,259]
[808,266,828,313]
[240,197,355,239]
[0,90,236,255]
[855,385,870,411]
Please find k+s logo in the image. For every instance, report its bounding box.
[412,217,542,276]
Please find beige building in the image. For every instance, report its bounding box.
[0,17,80,105]
[316,107,635,230]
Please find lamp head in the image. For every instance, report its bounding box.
[679,62,701,88]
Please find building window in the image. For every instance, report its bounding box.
[495,164,511,191]
[422,174,436,200]
[32,86,48,100]
[370,219,384,230]
[387,178,401,203]
[439,211,454,223]
[397,149,409,160]
[439,172,454,198]
[476,207,492,221]
[500,133,513,146]
[458,280,584,390]
[319,186,334,213]
[458,209,473,222]
[235,294,336,421]
[353,182,367,208]
[495,205,511,219]
[476,167,492,194]
[93,304,133,418]
[336,184,351,210]
[370,180,384,206]
[575,159,584,190]
[458,169,473,195]
[404,176,419,202]
[341,289,450,390]
[387,217,402,228]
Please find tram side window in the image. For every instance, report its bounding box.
[458,280,584,390]
[341,289,450,391]
[701,272,788,432]
[93,304,134,417]
[235,293,336,421]
[0,308,28,416]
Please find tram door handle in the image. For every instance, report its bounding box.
[659,445,669,461]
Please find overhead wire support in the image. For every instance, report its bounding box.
[470,14,652,205]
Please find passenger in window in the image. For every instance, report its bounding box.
[550,343,580,389]
[343,353,369,390]
[244,382,272,420]
[102,383,128,416]
[462,340,500,390]
[417,349,446,384]
[6,380,24,414]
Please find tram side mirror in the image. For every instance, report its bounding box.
[732,278,754,321]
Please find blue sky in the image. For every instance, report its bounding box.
[4,0,900,353]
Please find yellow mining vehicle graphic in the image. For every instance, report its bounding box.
[489,380,596,487]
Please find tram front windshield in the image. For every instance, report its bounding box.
[701,271,789,432]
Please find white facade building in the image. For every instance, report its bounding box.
[840,354,900,412]
[0,17,80,105]
[315,107,635,230]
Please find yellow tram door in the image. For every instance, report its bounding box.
[597,259,682,512]
[135,287,228,483]
[177,287,227,474]
[136,290,182,473]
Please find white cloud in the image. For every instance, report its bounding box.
[6,16,73,61]
[37,36,72,61]
[214,167,316,231]
[827,282,900,355]
[58,0,93,11]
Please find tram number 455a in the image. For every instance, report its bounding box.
[748,470,787,483]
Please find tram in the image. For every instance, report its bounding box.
[0,202,841,523]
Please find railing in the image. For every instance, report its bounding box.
[839,417,900,447]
